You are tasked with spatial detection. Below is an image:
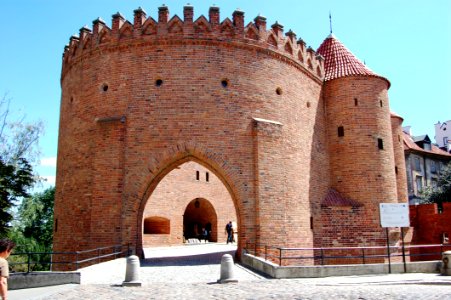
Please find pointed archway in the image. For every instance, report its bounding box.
[141,160,237,248]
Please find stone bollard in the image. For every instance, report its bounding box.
[217,254,238,283]
[441,251,451,276]
[123,255,142,286]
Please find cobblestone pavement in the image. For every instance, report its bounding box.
[32,280,451,300]
[9,244,451,300]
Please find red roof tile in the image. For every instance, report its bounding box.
[322,188,362,207]
[316,34,390,87]
[403,132,451,157]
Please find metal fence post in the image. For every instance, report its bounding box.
[279,248,282,266]
[362,248,366,264]
[27,251,31,273]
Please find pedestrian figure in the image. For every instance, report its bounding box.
[0,239,15,300]
[225,221,233,244]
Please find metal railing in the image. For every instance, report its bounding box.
[244,242,451,266]
[10,244,131,273]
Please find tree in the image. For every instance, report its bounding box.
[0,157,35,236]
[0,94,44,165]
[7,187,55,271]
[421,162,451,204]
[17,187,55,247]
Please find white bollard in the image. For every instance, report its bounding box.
[217,254,238,283]
[123,255,142,287]
[442,251,451,276]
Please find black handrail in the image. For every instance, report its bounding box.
[244,242,451,266]
[10,243,131,273]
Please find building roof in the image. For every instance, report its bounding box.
[322,188,362,207]
[316,34,390,87]
[403,132,451,158]
[412,135,431,143]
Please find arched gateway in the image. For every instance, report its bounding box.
[53,5,407,267]
[141,161,237,247]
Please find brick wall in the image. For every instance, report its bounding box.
[410,203,451,260]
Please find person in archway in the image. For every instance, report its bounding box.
[225,221,233,244]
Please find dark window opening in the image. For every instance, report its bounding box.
[276,87,283,95]
[155,79,163,87]
[310,217,313,229]
[380,100,383,107]
[354,98,358,106]
[102,84,109,92]
[378,138,384,150]
[196,171,200,181]
[338,126,344,137]
[221,79,229,88]
[206,171,210,182]
[395,166,398,174]
[55,219,58,232]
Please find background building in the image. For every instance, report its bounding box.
[403,128,451,204]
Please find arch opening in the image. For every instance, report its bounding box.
[141,160,238,248]
[183,198,217,242]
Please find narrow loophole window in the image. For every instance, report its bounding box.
[380,100,383,107]
[306,102,311,108]
[196,171,200,181]
[354,98,358,106]
[221,79,229,88]
[395,166,398,174]
[338,126,344,137]
[206,172,209,182]
[155,79,163,87]
[102,84,109,92]
[378,138,384,150]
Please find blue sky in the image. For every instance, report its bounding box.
[1,1,450,190]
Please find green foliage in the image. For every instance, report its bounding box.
[7,187,55,271]
[0,157,35,236]
[422,162,451,204]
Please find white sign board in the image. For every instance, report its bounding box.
[379,203,410,227]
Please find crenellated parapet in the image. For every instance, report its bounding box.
[62,5,324,81]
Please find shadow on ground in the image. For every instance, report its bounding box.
[141,250,236,267]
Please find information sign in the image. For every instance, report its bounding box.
[379,203,410,227]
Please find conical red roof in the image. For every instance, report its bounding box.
[317,34,390,87]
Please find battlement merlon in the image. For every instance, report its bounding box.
[62,6,324,80]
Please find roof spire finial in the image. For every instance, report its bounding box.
[329,11,333,35]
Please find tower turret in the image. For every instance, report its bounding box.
[317,34,398,247]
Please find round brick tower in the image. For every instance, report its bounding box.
[317,34,398,247]
[54,5,327,261]
[391,112,408,203]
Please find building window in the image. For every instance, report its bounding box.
[378,138,384,150]
[415,176,423,194]
[196,171,200,181]
[206,172,210,182]
[395,166,398,174]
[414,157,421,171]
[354,98,358,106]
[431,161,437,173]
[338,126,344,137]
